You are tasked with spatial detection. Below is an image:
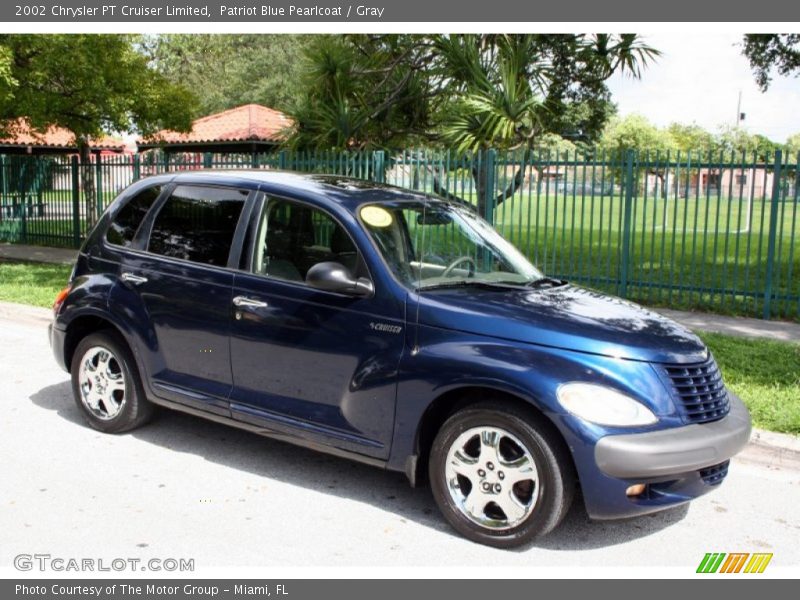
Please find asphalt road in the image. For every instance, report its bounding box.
[1,307,799,572]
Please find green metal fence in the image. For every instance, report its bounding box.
[1,149,798,321]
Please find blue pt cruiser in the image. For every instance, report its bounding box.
[50,171,752,547]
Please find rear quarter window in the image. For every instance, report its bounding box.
[146,185,248,267]
[106,185,162,247]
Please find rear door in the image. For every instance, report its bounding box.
[117,184,253,415]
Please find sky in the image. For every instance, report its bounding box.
[606,32,800,143]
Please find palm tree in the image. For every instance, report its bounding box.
[434,34,658,217]
[288,34,659,219]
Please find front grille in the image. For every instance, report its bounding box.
[699,460,730,485]
[664,356,730,424]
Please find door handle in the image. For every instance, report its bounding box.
[233,295,268,309]
[121,272,148,285]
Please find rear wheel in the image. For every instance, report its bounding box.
[429,401,575,548]
[70,330,153,433]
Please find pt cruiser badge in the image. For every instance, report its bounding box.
[370,322,403,334]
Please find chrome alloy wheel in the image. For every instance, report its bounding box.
[77,346,126,420]
[444,426,539,530]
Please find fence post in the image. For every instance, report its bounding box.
[94,153,104,216]
[373,151,385,183]
[483,149,497,224]
[71,156,81,248]
[762,150,783,320]
[278,150,288,170]
[17,160,29,243]
[203,152,213,169]
[619,150,636,298]
[133,154,141,181]
[0,155,6,209]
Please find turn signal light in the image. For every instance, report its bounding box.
[53,285,71,316]
[626,483,647,497]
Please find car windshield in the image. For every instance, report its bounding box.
[359,199,544,290]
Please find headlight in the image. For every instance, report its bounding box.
[557,383,657,427]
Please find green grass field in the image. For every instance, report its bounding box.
[700,332,800,434]
[0,258,72,307]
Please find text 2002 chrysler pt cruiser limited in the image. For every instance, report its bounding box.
[50,171,752,547]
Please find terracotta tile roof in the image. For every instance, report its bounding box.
[0,119,126,152]
[141,104,293,146]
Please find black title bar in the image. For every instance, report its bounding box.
[4,0,800,22]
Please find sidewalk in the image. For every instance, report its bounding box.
[2,242,800,343]
[0,243,77,265]
[657,308,800,344]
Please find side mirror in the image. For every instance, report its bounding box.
[306,262,374,297]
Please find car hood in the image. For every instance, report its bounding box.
[416,284,707,364]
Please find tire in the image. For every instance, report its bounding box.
[428,400,575,548]
[70,330,154,433]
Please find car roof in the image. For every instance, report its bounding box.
[148,169,442,211]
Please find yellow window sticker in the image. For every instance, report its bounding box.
[360,205,393,228]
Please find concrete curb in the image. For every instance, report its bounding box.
[741,428,800,470]
[1,299,797,464]
[750,428,800,453]
[0,300,52,325]
[742,429,800,470]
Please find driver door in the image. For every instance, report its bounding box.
[228,195,405,460]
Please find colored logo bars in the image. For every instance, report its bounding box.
[696,552,773,573]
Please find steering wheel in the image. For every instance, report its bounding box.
[442,256,477,278]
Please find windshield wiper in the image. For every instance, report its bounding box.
[524,276,566,289]
[418,280,525,292]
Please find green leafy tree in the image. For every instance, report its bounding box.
[599,114,676,195]
[0,45,15,102]
[742,34,800,91]
[786,132,800,158]
[142,34,312,115]
[535,132,577,154]
[290,34,658,216]
[289,35,434,151]
[713,126,779,160]
[752,134,781,160]
[666,123,715,156]
[600,114,675,155]
[0,34,195,225]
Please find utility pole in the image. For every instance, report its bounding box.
[735,91,745,127]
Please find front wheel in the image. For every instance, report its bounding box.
[429,401,575,548]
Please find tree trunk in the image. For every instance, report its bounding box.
[78,137,97,228]
[472,159,491,219]
[472,152,526,222]
[420,151,527,223]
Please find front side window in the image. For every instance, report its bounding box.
[147,185,247,267]
[106,185,162,247]
[251,197,362,283]
[360,200,542,290]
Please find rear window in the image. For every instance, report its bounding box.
[147,185,247,267]
[106,185,162,247]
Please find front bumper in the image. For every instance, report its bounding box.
[566,392,751,520]
[595,392,752,479]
